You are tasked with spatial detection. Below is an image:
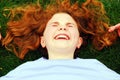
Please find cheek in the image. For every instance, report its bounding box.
[44,32,51,40]
[43,28,55,41]
[71,29,79,37]
[71,29,80,43]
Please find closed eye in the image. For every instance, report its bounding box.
[50,22,59,27]
[67,23,75,27]
[68,25,74,27]
[52,24,58,27]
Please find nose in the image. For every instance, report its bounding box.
[58,25,67,31]
[58,27,67,31]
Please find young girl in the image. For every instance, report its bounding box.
[1,0,120,80]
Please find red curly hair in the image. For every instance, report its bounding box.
[2,0,118,59]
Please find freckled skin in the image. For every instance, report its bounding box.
[41,13,83,59]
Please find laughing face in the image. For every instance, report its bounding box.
[41,13,82,58]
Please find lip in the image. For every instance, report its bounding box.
[54,33,70,40]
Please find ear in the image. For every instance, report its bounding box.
[40,36,46,48]
[76,37,83,48]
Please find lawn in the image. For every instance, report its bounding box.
[0,0,120,76]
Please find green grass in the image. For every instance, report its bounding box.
[0,0,120,76]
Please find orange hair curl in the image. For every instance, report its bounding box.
[2,0,118,59]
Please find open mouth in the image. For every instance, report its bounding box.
[54,34,70,40]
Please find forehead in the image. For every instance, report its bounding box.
[48,13,77,24]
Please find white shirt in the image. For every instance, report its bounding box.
[0,57,120,80]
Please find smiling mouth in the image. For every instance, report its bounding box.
[54,34,70,40]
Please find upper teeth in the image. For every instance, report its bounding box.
[56,35,67,39]
[55,34,69,40]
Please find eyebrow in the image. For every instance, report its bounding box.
[66,22,75,25]
[50,22,76,26]
[50,22,59,25]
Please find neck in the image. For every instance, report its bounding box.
[48,51,74,60]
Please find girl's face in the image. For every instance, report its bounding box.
[41,13,82,54]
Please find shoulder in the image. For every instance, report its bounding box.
[76,58,120,76]
[0,57,44,77]
[75,58,110,70]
